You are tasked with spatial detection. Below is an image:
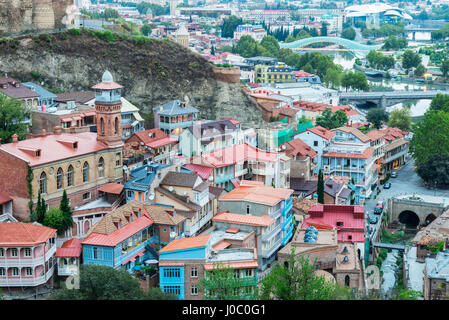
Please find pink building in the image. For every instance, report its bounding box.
[0,223,57,287]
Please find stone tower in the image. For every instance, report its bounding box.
[33,0,55,30]
[92,71,123,147]
[175,24,189,47]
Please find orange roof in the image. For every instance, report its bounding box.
[0,223,56,246]
[204,260,258,270]
[366,129,385,141]
[213,211,275,227]
[159,262,185,267]
[333,127,370,143]
[0,132,108,167]
[323,148,373,159]
[0,191,12,205]
[91,81,123,90]
[219,180,293,206]
[226,228,240,233]
[56,238,82,257]
[284,138,318,159]
[98,183,123,195]
[306,126,335,140]
[159,234,211,253]
[212,240,232,250]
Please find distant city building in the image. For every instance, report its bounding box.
[153,100,199,136]
[233,25,267,42]
[236,10,291,24]
[344,4,412,29]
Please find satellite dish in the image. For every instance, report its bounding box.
[149,193,155,200]
[208,176,213,181]
[184,191,187,195]
[169,186,174,192]
[281,145,286,150]
[170,232,177,238]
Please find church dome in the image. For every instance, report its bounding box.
[102,70,114,83]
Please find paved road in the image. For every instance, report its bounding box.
[365,159,449,236]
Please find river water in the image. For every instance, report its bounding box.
[380,250,399,297]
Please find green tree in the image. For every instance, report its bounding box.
[59,190,73,230]
[388,108,412,131]
[398,289,423,300]
[402,50,421,71]
[317,169,324,204]
[416,154,449,187]
[221,15,242,38]
[0,95,31,143]
[341,27,356,40]
[414,63,426,76]
[51,265,177,300]
[441,59,449,78]
[140,24,152,36]
[429,93,449,113]
[31,193,46,223]
[260,35,280,57]
[316,108,347,129]
[43,208,66,235]
[320,22,328,36]
[285,34,295,43]
[198,263,257,300]
[341,71,368,91]
[367,108,389,129]
[277,48,293,62]
[103,8,120,20]
[323,67,342,89]
[410,109,449,167]
[210,45,215,55]
[258,248,353,300]
[296,29,311,40]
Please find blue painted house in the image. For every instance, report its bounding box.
[22,82,57,109]
[124,162,172,204]
[81,201,158,273]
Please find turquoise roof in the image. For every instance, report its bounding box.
[22,82,57,100]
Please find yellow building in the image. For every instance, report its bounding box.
[254,64,295,84]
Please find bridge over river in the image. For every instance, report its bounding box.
[340,90,447,108]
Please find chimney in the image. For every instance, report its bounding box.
[12,134,18,143]
[41,129,46,136]
[70,126,76,134]
[54,126,62,135]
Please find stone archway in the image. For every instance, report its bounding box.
[399,210,420,228]
[425,213,437,226]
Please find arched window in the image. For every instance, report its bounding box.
[114,117,119,135]
[98,157,104,177]
[345,275,350,287]
[67,165,74,187]
[56,168,63,189]
[82,162,89,183]
[100,117,105,135]
[39,172,47,194]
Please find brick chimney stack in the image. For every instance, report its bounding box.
[12,134,18,142]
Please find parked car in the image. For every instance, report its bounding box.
[374,207,382,214]
[369,216,378,224]
[391,171,397,178]
[384,182,391,189]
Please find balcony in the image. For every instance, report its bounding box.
[269,208,281,220]
[58,264,79,276]
[187,211,213,236]
[116,239,149,267]
[159,120,193,130]
[234,168,248,178]
[0,245,56,268]
[261,237,282,258]
[153,151,176,162]
[282,199,292,216]
[282,214,293,231]
[0,266,54,287]
[95,94,121,103]
[384,149,408,164]
[262,223,282,243]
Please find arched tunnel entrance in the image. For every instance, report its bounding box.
[425,214,437,226]
[398,210,420,229]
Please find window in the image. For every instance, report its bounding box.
[12,267,19,276]
[246,204,251,214]
[191,285,198,296]
[0,268,4,276]
[336,221,343,227]
[83,192,91,200]
[82,162,89,182]
[11,248,18,257]
[93,247,99,259]
[116,153,121,167]
[314,141,318,147]
[127,190,134,198]
[25,267,32,276]
[163,285,181,296]
[0,248,3,257]
[56,167,63,189]
[100,117,105,135]
[114,117,119,135]
[98,157,104,178]
[234,269,240,278]
[191,267,198,278]
[67,165,74,186]
[24,248,31,257]
[163,268,181,278]
[39,172,47,194]
[245,269,253,277]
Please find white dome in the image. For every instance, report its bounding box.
[102,70,113,83]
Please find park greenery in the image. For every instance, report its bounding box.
[50,265,177,300]
[366,108,389,129]
[341,71,369,91]
[410,94,449,187]
[316,108,348,130]
[431,22,449,41]
[258,249,353,300]
[0,95,30,144]
[367,50,395,71]
[221,15,243,38]
[388,107,412,132]
[382,36,408,50]
[341,27,356,40]
[402,50,422,72]
[361,23,405,38]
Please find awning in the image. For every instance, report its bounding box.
[121,250,145,265]
[98,183,124,195]
[72,116,82,121]
[84,112,96,117]
[61,117,73,122]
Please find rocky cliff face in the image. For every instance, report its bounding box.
[0,0,75,35]
[0,31,262,126]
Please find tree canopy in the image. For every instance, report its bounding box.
[341,71,369,91]
[221,15,242,38]
[316,108,348,130]
[366,108,389,129]
[51,265,177,300]
[402,50,422,71]
[341,27,356,40]
[0,95,30,143]
[388,107,412,132]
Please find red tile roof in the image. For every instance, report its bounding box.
[323,148,373,159]
[0,78,40,99]
[212,240,232,250]
[129,129,177,149]
[159,234,211,253]
[82,214,154,247]
[366,129,384,141]
[226,228,240,233]
[213,211,275,227]
[331,105,359,117]
[56,238,82,257]
[0,223,56,246]
[219,181,293,206]
[0,132,109,167]
[183,163,214,180]
[306,126,335,140]
[292,70,316,78]
[91,81,123,90]
[284,138,318,159]
[333,127,370,143]
[98,183,124,195]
